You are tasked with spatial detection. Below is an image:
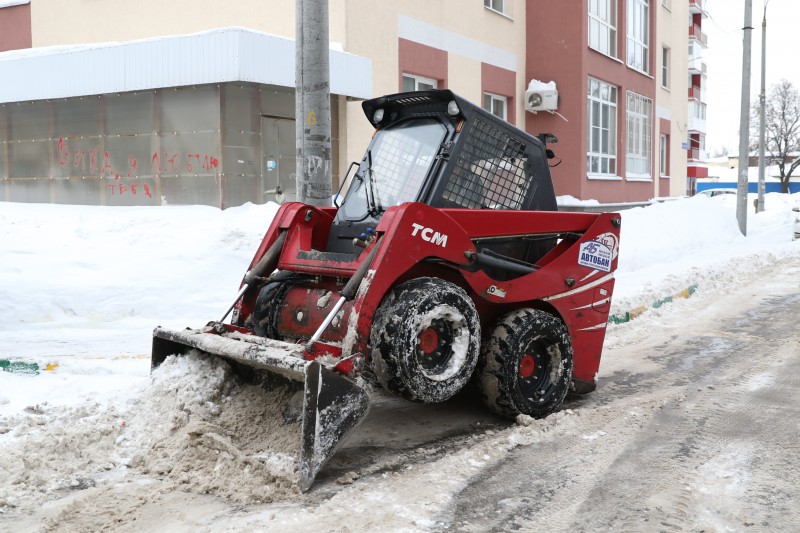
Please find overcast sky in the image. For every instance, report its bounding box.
[704,0,800,155]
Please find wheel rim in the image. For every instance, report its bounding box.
[517,338,559,403]
[416,318,454,376]
[519,354,536,378]
[418,326,440,355]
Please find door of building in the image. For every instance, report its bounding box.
[261,116,297,204]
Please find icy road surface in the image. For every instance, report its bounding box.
[2,256,798,532]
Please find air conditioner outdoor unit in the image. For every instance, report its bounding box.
[525,80,558,113]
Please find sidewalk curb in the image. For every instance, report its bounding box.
[609,284,698,325]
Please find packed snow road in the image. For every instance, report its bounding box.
[442,256,800,531]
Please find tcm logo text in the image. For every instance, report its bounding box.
[411,223,448,247]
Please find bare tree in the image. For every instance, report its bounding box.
[709,145,730,159]
[750,79,800,193]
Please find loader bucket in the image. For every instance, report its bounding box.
[151,325,370,491]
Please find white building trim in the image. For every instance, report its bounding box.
[0,27,372,103]
[397,15,516,72]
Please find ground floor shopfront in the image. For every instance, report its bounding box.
[0,27,370,207]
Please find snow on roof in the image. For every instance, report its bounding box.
[0,27,372,103]
[705,164,798,182]
[0,0,29,8]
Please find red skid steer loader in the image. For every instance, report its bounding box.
[152,90,621,491]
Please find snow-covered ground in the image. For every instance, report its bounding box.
[1,193,799,530]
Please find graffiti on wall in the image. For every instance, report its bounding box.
[55,137,220,199]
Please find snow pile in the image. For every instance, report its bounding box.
[611,193,800,315]
[116,353,301,503]
[0,352,301,516]
[0,201,278,356]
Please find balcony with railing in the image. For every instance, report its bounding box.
[689,60,707,76]
[690,24,708,47]
[689,0,709,16]
[687,148,708,162]
[688,85,706,102]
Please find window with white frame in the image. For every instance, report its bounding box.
[484,0,506,14]
[660,133,669,176]
[661,47,669,88]
[483,93,508,121]
[587,78,618,177]
[589,0,617,58]
[693,101,707,120]
[627,0,650,73]
[626,91,653,178]
[402,74,438,92]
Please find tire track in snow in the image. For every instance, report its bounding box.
[444,256,800,532]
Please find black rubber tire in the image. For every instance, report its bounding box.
[476,308,573,419]
[369,277,481,403]
[249,272,312,338]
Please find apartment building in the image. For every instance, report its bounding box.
[656,0,690,198]
[687,0,709,193]
[0,0,690,207]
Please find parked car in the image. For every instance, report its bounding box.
[695,188,737,198]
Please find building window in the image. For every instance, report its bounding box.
[402,74,437,92]
[661,47,669,88]
[693,101,707,120]
[484,0,506,14]
[483,93,508,121]
[589,0,617,58]
[587,78,618,177]
[660,133,669,176]
[627,0,650,73]
[626,91,653,178]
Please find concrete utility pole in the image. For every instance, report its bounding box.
[737,0,754,236]
[295,0,332,206]
[757,0,771,213]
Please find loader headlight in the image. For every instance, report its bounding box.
[447,100,460,116]
[373,108,385,124]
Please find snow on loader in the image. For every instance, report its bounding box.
[152,89,621,491]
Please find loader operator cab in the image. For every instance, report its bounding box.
[328,90,558,278]
[335,118,447,222]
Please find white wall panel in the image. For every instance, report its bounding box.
[0,27,372,103]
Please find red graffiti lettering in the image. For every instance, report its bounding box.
[54,138,217,180]
[126,156,137,177]
[106,182,153,199]
[57,138,70,166]
[101,151,114,176]
[89,146,99,175]
[202,155,219,171]
[150,153,162,173]
[165,153,179,172]
[186,153,200,173]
